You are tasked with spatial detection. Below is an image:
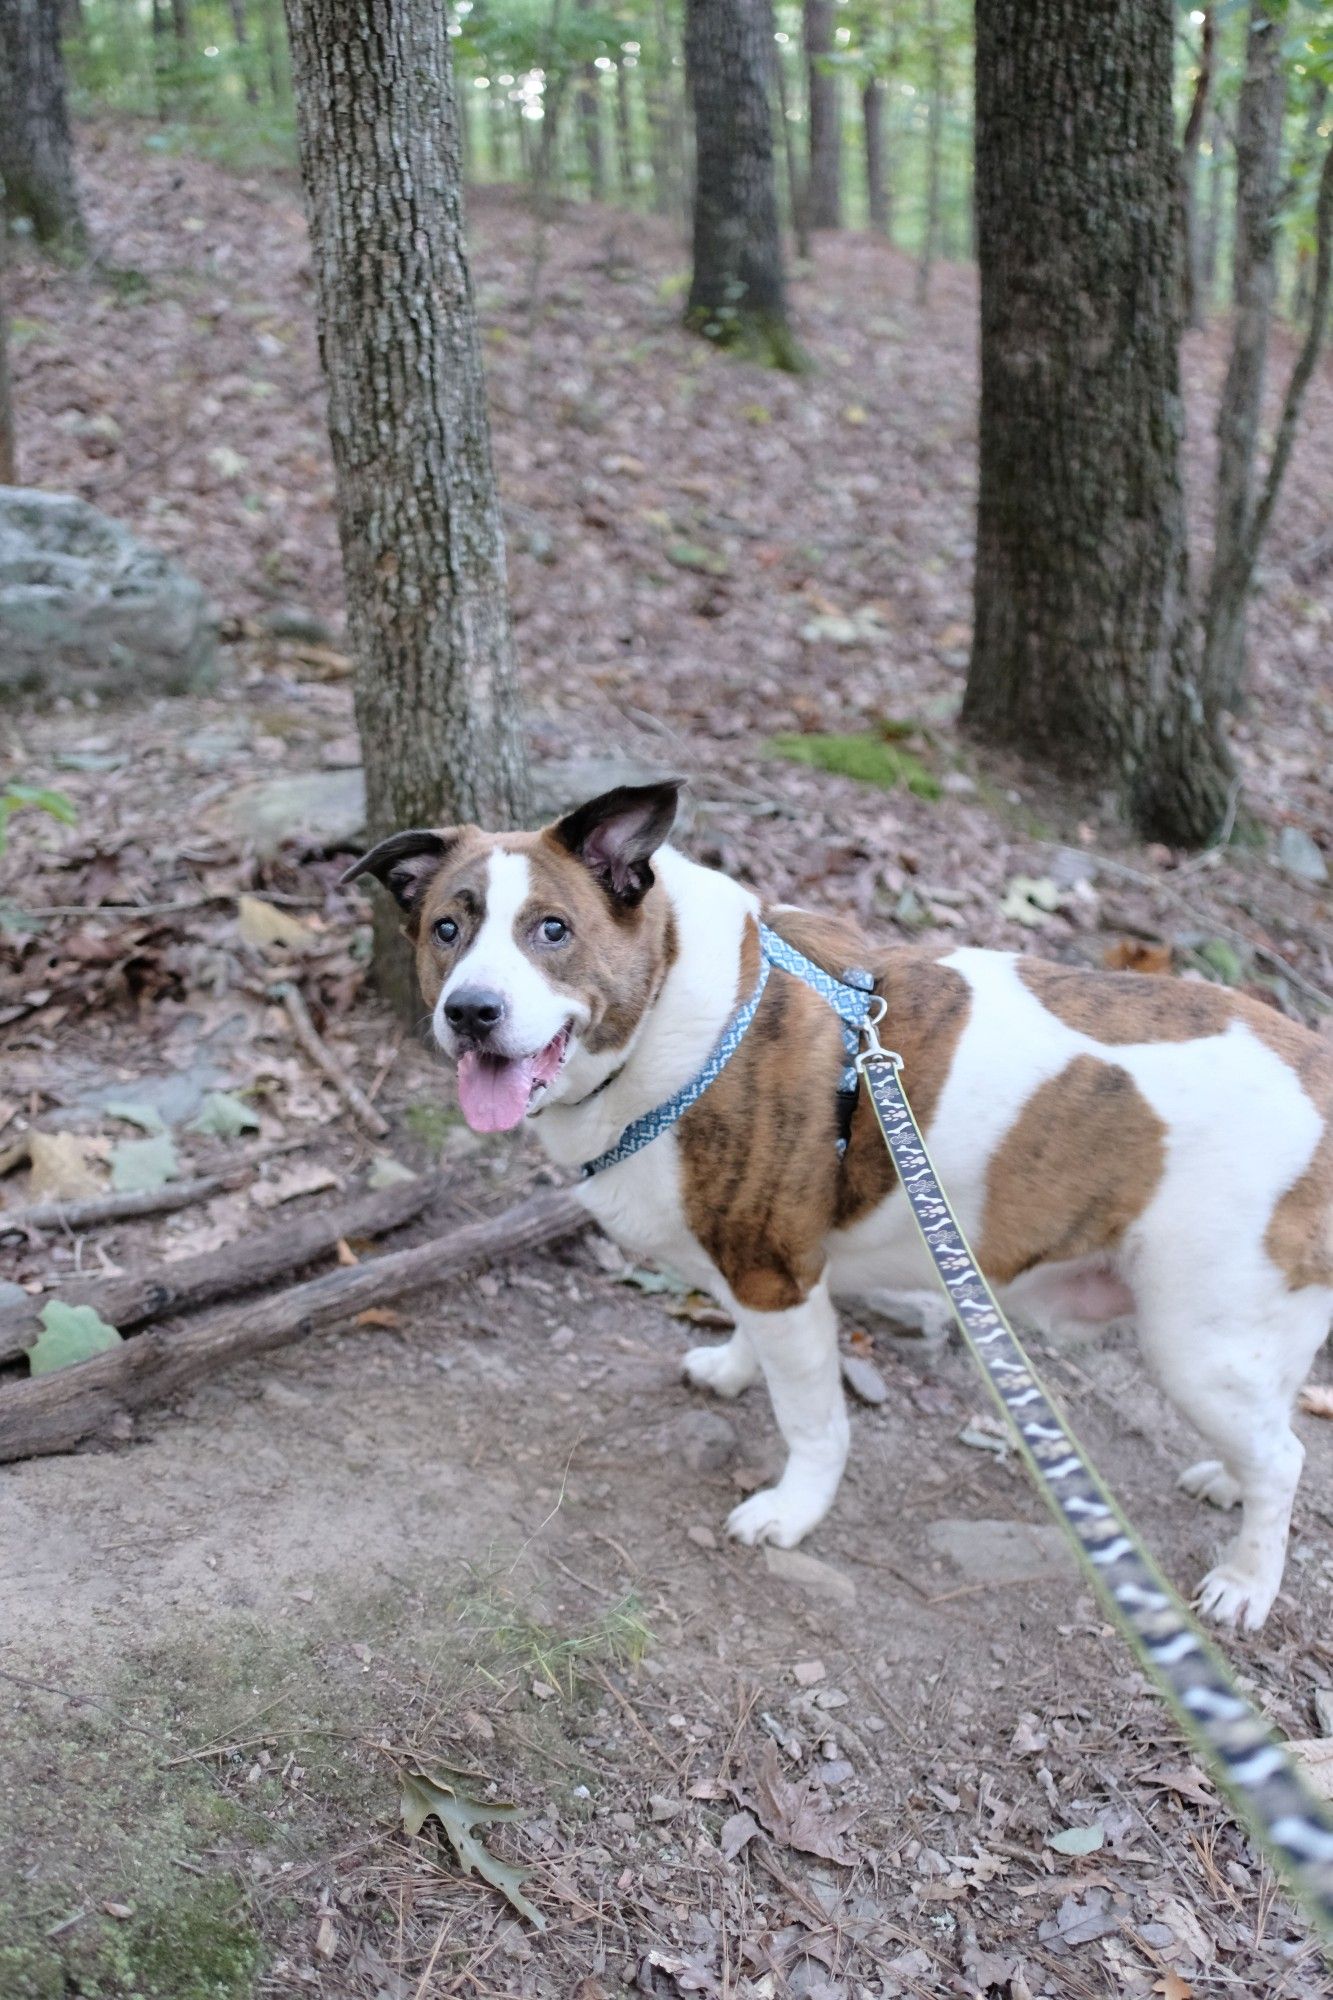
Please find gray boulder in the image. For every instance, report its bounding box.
[0,487,216,701]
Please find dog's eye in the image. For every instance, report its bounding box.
[433,916,459,946]
[540,916,569,945]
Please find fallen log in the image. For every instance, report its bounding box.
[0,1186,588,1463]
[0,1173,441,1366]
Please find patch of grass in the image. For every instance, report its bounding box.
[405,1101,461,1150]
[460,1585,652,1699]
[769,731,941,800]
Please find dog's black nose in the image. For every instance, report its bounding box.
[444,987,507,1040]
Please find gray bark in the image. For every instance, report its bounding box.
[804,0,841,230]
[863,76,887,235]
[915,0,943,304]
[1200,0,1285,715]
[0,241,13,484]
[614,58,635,195]
[577,0,605,199]
[1201,110,1224,299]
[772,34,808,258]
[0,0,86,249]
[283,0,530,1010]
[965,0,1233,847]
[228,0,261,105]
[686,0,799,369]
[1179,6,1213,328]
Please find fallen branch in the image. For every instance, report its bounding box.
[0,1173,441,1366]
[276,981,390,1139]
[0,1187,588,1463]
[0,1138,316,1241]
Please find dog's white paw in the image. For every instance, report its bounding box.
[1195,1561,1279,1633]
[1179,1459,1242,1511]
[683,1337,760,1400]
[726,1483,825,1549]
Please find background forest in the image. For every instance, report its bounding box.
[1,1,1332,1997]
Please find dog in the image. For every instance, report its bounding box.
[345,780,1333,1633]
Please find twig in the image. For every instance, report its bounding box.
[0,1138,316,1241]
[276,981,389,1139]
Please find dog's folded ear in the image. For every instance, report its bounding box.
[339,829,455,922]
[551,780,684,906]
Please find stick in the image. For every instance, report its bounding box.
[0,1173,441,1366]
[276,982,390,1139]
[0,1188,588,1463]
[0,1138,316,1241]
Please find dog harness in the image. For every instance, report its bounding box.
[582,922,1333,1940]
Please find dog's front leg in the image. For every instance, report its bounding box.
[724,1280,849,1549]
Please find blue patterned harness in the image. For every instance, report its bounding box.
[582,920,1333,1941]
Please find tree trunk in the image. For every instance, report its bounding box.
[772,34,808,259]
[1179,6,1213,329]
[1200,108,1223,302]
[863,75,887,234]
[685,0,800,369]
[283,0,530,1013]
[228,0,261,106]
[0,251,15,485]
[1199,0,1284,716]
[0,0,86,249]
[576,0,605,199]
[965,0,1233,848]
[804,0,840,230]
[915,0,943,304]
[261,0,286,104]
[614,57,635,196]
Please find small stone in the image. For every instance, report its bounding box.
[792,1660,826,1687]
[673,1408,738,1474]
[940,770,977,796]
[315,1914,337,1960]
[550,1324,576,1351]
[763,1546,857,1604]
[1277,825,1328,884]
[821,1759,855,1786]
[813,1687,849,1710]
[292,1587,314,1604]
[840,1352,889,1406]
[531,1680,557,1701]
[687,1524,717,1550]
[649,1794,681,1821]
[101,1901,133,1921]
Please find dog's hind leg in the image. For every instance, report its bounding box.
[723,1280,849,1549]
[682,1328,762,1399]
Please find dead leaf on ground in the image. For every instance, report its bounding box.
[26,1130,106,1200]
[733,1738,859,1867]
[400,1761,546,1929]
[1299,1385,1333,1420]
[1103,939,1172,974]
[1285,1738,1333,1800]
[250,1164,340,1209]
[1155,1976,1194,2000]
[238,894,318,955]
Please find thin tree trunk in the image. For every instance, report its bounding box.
[262,0,285,104]
[283,0,530,1014]
[614,57,635,196]
[0,250,15,485]
[965,0,1233,848]
[1200,0,1285,716]
[863,75,887,234]
[685,0,800,370]
[915,0,943,304]
[577,0,605,199]
[1201,108,1224,302]
[0,0,87,249]
[804,0,840,230]
[228,0,261,106]
[772,34,808,259]
[1179,6,1214,328]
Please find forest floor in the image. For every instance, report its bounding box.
[2,125,1333,2000]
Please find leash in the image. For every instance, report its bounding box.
[855,998,1333,1940]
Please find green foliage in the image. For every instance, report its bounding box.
[109,1132,179,1193]
[769,731,941,799]
[26,1302,123,1375]
[0,786,76,858]
[401,1764,547,1929]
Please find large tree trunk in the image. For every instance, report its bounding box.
[283,0,530,1011]
[685,0,800,370]
[804,0,841,230]
[1179,6,1213,329]
[964,0,1233,848]
[862,76,887,235]
[915,0,943,304]
[1200,0,1285,717]
[0,0,86,249]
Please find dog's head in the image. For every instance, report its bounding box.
[342,781,682,1132]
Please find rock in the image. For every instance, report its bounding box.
[840,1351,888,1405]
[926,1516,1074,1586]
[204,767,367,856]
[673,1408,737,1474]
[0,1280,30,1311]
[1277,825,1328,885]
[0,487,216,702]
[763,1546,858,1605]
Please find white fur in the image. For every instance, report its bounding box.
[434,852,583,1061]
[497,844,1330,1631]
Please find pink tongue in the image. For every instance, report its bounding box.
[456,1051,537,1133]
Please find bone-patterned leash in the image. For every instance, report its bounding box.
[859,1045,1333,1938]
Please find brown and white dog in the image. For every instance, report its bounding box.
[347,781,1333,1632]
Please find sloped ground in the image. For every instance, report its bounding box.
[1,126,1332,1999]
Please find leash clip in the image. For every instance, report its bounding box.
[856,994,903,1073]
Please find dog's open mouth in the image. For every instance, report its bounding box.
[455,1025,571,1133]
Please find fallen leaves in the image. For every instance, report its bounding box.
[26,1300,123,1374]
[733,1739,859,1867]
[109,1132,178,1193]
[399,1761,546,1930]
[26,1131,104,1200]
[237,893,319,955]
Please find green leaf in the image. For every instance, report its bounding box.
[1196,938,1244,986]
[768,732,941,800]
[617,1264,691,1296]
[103,1100,168,1135]
[401,1765,547,1930]
[189,1091,260,1139]
[665,539,729,577]
[27,1301,123,1375]
[367,1155,417,1189]
[1047,1823,1104,1856]
[109,1133,178,1193]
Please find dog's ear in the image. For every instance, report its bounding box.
[339,829,455,927]
[552,781,683,906]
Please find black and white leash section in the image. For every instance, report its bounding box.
[855,1001,1333,1942]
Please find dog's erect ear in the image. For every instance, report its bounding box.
[552,781,683,906]
[339,830,454,922]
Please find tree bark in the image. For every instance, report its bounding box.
[576,0,605,199]
[965,0,1233,848]
[804,0,840,230]
[1201,109,1223,300]
[685,0,801,369]
[0,243,14,484]
[772,34,808,259]
[228,0,261,106]
[915,0,943,304]
[614,57,635,196]
[862,75,887,234]
[1179,6,1213,329]
[1200,0,1285,716]
[0,0,86,249]
[283,0,530,1012]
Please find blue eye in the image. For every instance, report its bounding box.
[433,916,459,945]
[541,916,569,944]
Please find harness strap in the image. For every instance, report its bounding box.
[859,1045,1333,1941]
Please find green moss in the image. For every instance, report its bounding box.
[769,731,942,799]
[683,302,809,374]
[404,1101,462,1150]
[110,1882,262,2000]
